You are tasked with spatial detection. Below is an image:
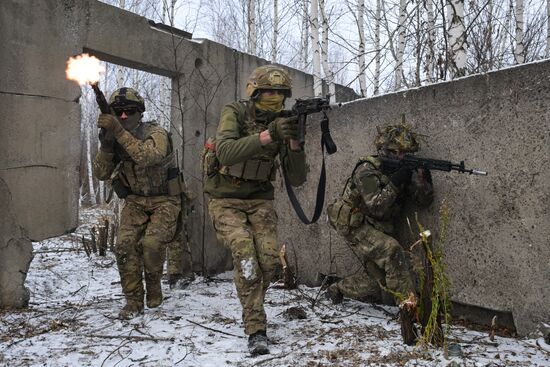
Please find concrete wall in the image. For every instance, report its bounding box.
[0,0,355,305]
[2,0,547,336]
[278,61,550,335]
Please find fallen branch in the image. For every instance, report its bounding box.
[185,319,245,338]
[81,333,174,342]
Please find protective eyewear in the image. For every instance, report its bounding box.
[113,107,138,116]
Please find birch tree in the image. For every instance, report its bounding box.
[301,0,310,69]
[373,0,382,95]
[395,0,407,89]
[319,0,336,102]
[547,0,550,57]
[356,0,367,96]
[447,0,467,78]
[248,0,257,54]
[310,0,323,96]
[514,0,525,63]
[425,0,436,82]
[272,0,279,62]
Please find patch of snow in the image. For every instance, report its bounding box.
[0,207,548,366]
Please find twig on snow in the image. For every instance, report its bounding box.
[186,319,246,338]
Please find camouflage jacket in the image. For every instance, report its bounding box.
[204,100,307,200]
[328,155,433,235]
[93,122,178,197]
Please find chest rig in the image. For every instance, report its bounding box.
[114,122,177,197]
[217,100,279,181]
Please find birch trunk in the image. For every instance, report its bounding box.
[395,0,407,90]
[426,0,436,82]
[248,0,257,55]
[547,0,550,57]
[86,120,97,206]
[319,0,335,102]
[447,0,467,78]
[301,0,310,69]
[310,0,323,96]
[272,0,279,62]
[357,0,367,97]
[373,0,381,95]
[514,0,525,64]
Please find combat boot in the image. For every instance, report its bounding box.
[399,292,418,346]
[145,275,163,308]
[325,284,343,304]
[118,300,144,320]
[248,330,269,355]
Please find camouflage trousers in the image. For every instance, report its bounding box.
[334,222,414,305]
[208,198,279,335]
[116,195,180,304]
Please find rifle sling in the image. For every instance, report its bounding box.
[282,114,336,224]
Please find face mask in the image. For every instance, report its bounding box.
[255,94,284,112]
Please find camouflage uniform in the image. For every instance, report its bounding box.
[327,125,433,305]
[93,87,184,317]
[205,66,306,339]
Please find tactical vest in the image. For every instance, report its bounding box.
[204,100,278,182]
[328,156,395,236]
[114,122,178,197]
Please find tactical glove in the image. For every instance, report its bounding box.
[97,113,124,137]
[390,165,412,186]
[98,128,115,153]
[268,116,298,142]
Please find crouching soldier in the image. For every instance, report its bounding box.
[326,123,434,344]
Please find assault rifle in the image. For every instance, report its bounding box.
[280,96,337,225]
[291,97,333,151]
[90,82,110,114]
[380,154,488,176]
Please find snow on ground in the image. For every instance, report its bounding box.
[1,207,549,367]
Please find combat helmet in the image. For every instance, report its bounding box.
[374,123,420,153]
[246,65,292,98]
[109,87,146,112]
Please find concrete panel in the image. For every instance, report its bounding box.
[0,94,80,240]
[279,61,550,335]
[0,178,33,308]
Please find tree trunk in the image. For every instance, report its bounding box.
[301,0,310,70]
[547,0,550,57]
[310,0,323,96]
[447,0,467,78]
[514,0,525,64]
[272,0,279,63]
[319,0,335,102]
[426,0,436,82]
[357,0,367,97]
[374,0,381,95]
[248,0,257,55]
[85,120,97,206]
[395,0,407,90]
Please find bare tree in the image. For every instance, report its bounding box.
[310,0,323,96]
[355,0,368,96]
[272,0,279,62]
[425,0,436,82]
[248,0,257,54]
[514,0,525,63]
[373,0,382,94]
[395,0,407,89]
[447,0,467,78]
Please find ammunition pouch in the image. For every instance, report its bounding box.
[327,199,364,236]
[112,177,130,199]
[219,159,275,181]
[167,167,196,199]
